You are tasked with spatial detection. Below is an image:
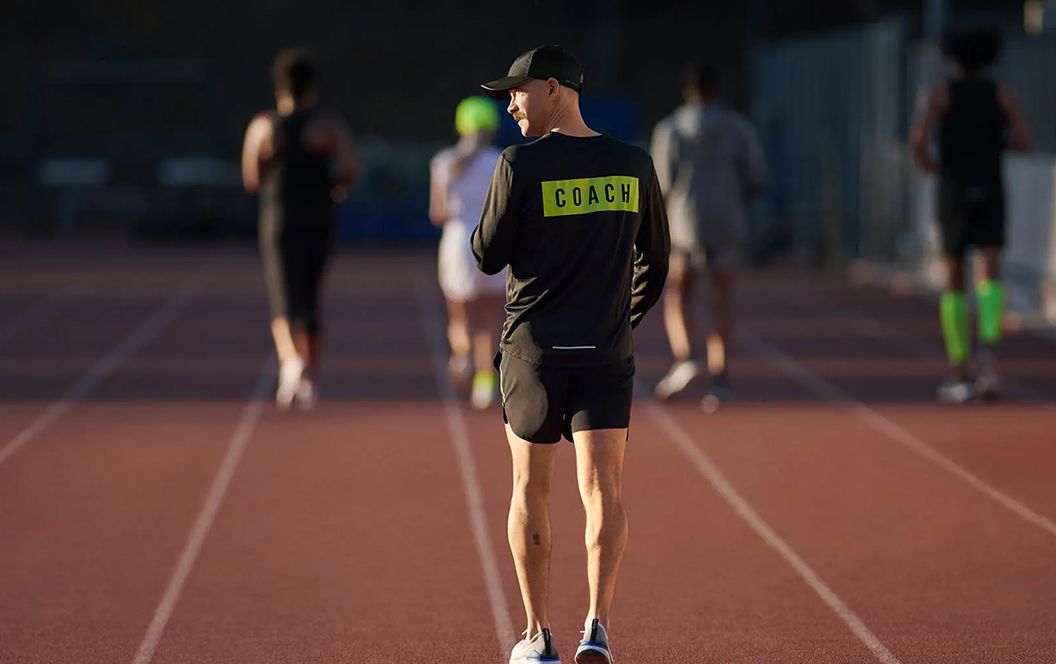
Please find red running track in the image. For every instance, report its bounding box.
[0,242,1054,663]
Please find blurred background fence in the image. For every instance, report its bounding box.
[2,1,1055,318]
[750,14,1056,322]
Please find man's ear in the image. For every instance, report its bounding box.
[548,78,559,97]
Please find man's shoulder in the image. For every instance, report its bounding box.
[501,134,652,172]
[602,136,654,171]
[653,113,676,135]
[499,136,550,162]
[430,146,458,171]
[714,106,756,134]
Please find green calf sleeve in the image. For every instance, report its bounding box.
[940,291,969,364]
[977,280,1003,345]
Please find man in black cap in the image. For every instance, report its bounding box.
[472,44,670,664]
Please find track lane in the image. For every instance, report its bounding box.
[627,271,1056,662]
[0,255,270,664]
[146,259,503,663]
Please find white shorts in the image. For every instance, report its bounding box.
[438,222,505,302]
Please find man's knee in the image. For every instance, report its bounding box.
[513,466,553,503]
[509,430,557,507]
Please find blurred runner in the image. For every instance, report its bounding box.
[242,49,360,409]
[911,26,1031,404]
[429,96,505,409]
[650,64,765,408]
[476,45,669,664]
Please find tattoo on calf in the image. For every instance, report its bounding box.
[532,533,542,546]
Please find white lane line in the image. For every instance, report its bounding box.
[0,290,72,349]
[0,285,200,467]
[643,395,903,664]
[131,356,274,664]
[740,331,1056,540]
[416,286,516,662]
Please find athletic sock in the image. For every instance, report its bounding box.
[977,279,1004,345]
[940,291,970,364]
[472,370,496,390]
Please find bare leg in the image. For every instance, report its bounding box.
[974,246,1001,284]
[662,255,696,362]
[573,428,628,627]
[306,332,323,379]
[270,317,299,364]
[446,299,471,360]
[507,425,558,636]
[945,255,966,291]
[706,267,735,378]
[272,317,310,408]
[467,295,504,375]
[290,329,311,364]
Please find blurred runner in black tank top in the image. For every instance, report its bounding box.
[242,49,360,409]
[910,26,1031,404]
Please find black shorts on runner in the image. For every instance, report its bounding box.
[259,210,335,334]
[498,352,635,444]
[938,179,1005,257]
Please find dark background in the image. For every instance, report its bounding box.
[0,0,1033,242]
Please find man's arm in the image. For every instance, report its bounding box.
[629,164,671,329]
[649,120,676,194]
[471,155,517,275]
[738,118,767,202]
[322,112,361,202]
[998,84,1032,152]
[910,84,948,173]
[428,154,449,227]
[241,112,276,194]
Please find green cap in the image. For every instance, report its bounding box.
[455,96,499,136]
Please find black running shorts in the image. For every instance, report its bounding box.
[498,352,635,444]
[259,209,335,334]
[938,179,1005,257]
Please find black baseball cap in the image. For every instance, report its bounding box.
[481,45,584,99]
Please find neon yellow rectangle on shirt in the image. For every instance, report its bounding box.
[540,176,639,217]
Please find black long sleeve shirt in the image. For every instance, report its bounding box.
[471,132,670,366]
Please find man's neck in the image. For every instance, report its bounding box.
[544,103,598,137]
[277,93,318,117]
[684,93,715,108]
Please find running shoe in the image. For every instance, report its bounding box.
[294,378,317,411]
[937,377,975,405]
[276,356,306,410]
[701,372,731,412]
[975,347,1001,401]
[471,370,498,410]
[654,359,701,400]
[510,628,561,664]
[575,618,613,664]
[448,353,473,390]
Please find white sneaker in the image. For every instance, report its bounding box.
[655,359,701,400]
[276,356,306,410]
[575,618,613,664]
[294,379,317,411]
[937,377,974,405]
[448,354,473,390]
[510,628,560,664]
[975,347,1001,401]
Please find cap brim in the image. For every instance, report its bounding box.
[480,75,530,99]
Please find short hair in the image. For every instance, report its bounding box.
[272,49,317,99]
[941,26,1001,71]
[682,63,718,94]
